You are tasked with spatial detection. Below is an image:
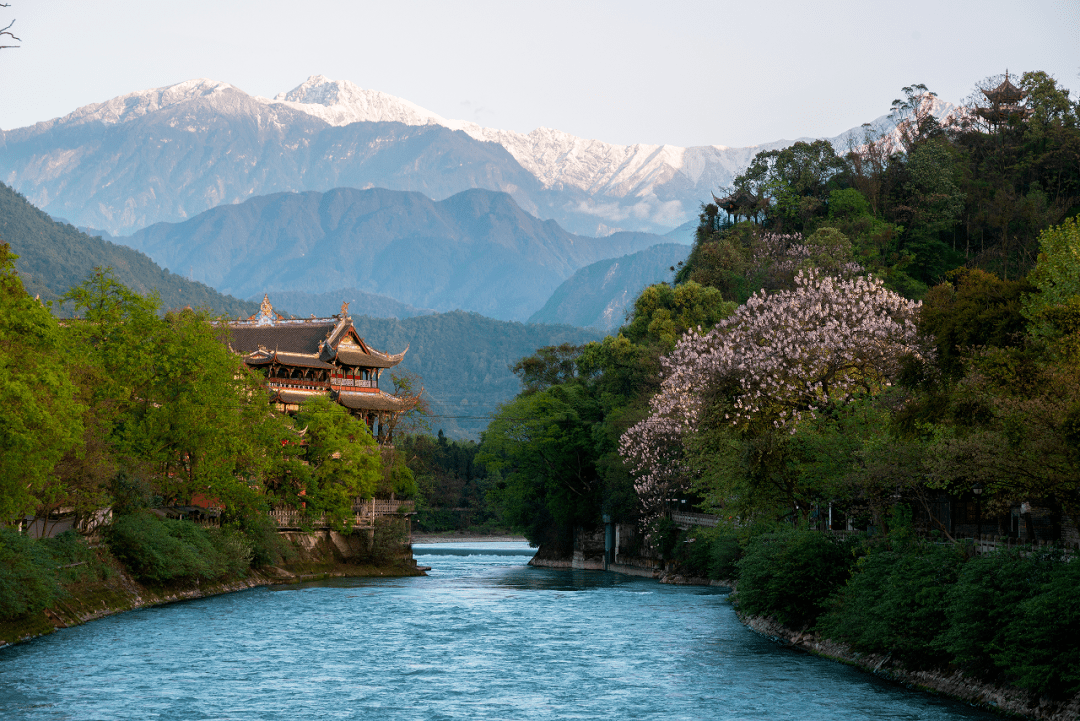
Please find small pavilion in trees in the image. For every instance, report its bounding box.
[974,71,1031,129]
[223,295,418,444]
[712,190,768,224]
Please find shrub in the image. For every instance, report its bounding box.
[936,549,1048,679]
[819,540,965,667]
[234,513,290,567]
[652,516,680,559]
[368,518,408,566]
[994,552,1080,698]
[106,512,257,584]
[736,529,855,628]
[107,513,209,583]
[673,526,741,580]
[0,528,61,619]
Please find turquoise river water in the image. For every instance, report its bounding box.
[0,542,1002,720]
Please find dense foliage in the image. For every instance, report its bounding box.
[0,529,106,619]
[397,431,501,533]
[479,282,735,549]
[350,311,602,439]
[726,524,1080,698]
[623,72,1080,536]
[0,245,403,619]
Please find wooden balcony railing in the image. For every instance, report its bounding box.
[331,376,377,389]
[267,378,331,391]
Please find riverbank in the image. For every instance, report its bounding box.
[0,531,422,649]
[738,612,1080,721]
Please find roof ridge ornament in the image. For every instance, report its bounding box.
[256,294,276,326]
[341,300,350,318]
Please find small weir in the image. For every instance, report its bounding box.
[1,542,1001,720]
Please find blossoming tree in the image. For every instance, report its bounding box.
[620,270,927,521]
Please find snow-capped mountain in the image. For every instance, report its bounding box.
[0,75,955,237]
[260,76,801,226]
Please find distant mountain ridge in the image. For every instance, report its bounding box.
[529,244,691,331]
[0,75,956,237]
[120,186,668,322]
[254,288,435,320]
[0,182,257,317]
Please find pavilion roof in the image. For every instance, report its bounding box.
[334,345,407,369]
[223,294,406,368]
[245,349,335,370]
[335,390,410,412]
[981,74,1026,105]
[269,389,324,406]
[226,322,337,355]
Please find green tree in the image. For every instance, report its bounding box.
[732,140,847,232]
[1023,216,1080,332]
[0,243,84,523]
[621,281,734,349]
[481,382,603,549]
[61,270,279,518]
[294,395,383,526]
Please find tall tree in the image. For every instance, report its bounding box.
[0,244,84,524]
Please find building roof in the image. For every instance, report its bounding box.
[334,346,407,369]
[335,390,410,412]
[223,294,406,369]
[245,349,336,370]
[270,389,324,406]
[981,73,1026,105]
[226,322,337,355]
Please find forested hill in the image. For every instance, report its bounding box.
[0,182,258,317]
[353,311,603,439]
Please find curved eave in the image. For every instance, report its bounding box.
[335,390,409,412]
[334,344,408,369]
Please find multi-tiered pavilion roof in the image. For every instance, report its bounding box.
[223,296,414,437]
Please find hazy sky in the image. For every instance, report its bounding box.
[1,0,1076,148]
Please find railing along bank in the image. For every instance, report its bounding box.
[269,500,414,529]
[671,512,1078,556]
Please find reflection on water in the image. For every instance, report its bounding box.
[0,542,999,720]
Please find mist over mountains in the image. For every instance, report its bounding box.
[0,76,950,239]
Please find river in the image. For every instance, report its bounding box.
[0,542,1000,720]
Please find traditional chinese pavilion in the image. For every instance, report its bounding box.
[223,295,415,442]
[974,71,1031,128]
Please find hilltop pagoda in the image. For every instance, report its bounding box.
[974,71,1031,128]
[223,295,417,443]
[712,190,768,224]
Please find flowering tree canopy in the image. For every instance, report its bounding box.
[620,271,927,516]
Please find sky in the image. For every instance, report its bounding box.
[0,0,1077,149]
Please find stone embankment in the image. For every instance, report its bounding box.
[0,530,421,649]
[739,613,1080,721]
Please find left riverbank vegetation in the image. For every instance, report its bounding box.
[480,71,1080,701]
[0,245,420,632]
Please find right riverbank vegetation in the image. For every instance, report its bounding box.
[2,69,1079,709]
[477,72,1080,706]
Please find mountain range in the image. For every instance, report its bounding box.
[0,75,955,238]
[118,186,668,322]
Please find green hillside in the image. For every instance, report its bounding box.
[0,182,258,317]
[352,311,603,439]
